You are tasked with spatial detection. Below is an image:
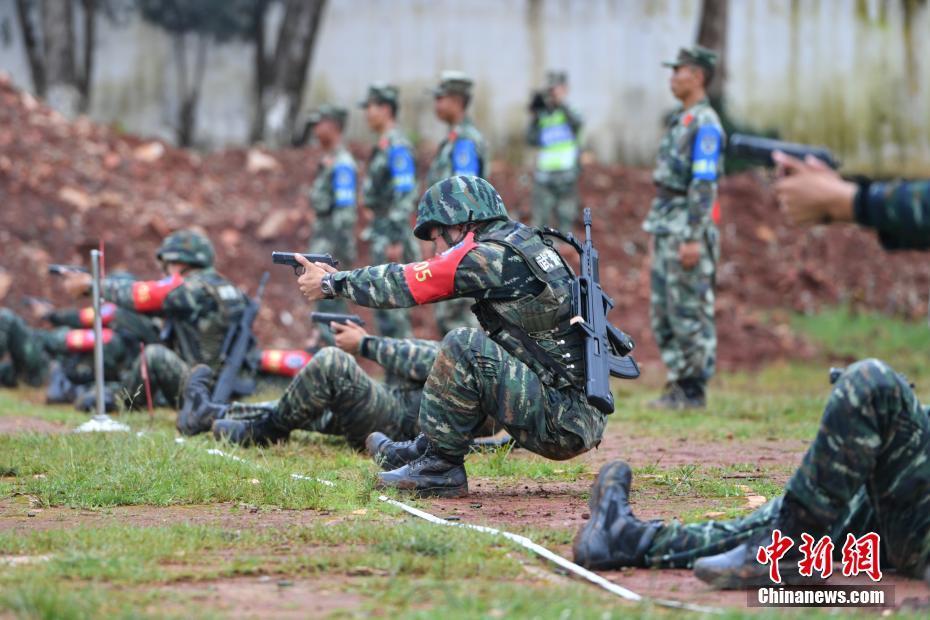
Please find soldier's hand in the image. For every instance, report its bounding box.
[62,271,92,298]
[295,254,337,302]
[678,241,701,270]
[773,151,856,225]
[331,320,367,354]
[385,243,404,263]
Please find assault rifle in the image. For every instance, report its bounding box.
[729,134,839,169]
[272,252,338,275]
[211,272,269,403]
[48,264,89,276]
[310,312,365,327]
[545,208,640,415]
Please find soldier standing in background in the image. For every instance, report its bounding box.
[644,46,725,410]
[305,105,358,319]
[359,83,419,339]
[527,70,584,231]
[425,71,488,334]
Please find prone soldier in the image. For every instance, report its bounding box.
[0,307,49,388]
[359,83,419,339]
[573,154,930,588]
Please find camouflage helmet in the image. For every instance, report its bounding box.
[413,176,508,240]
[156,229,214,268]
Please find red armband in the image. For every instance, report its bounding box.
[712,200,721,224]
[402,232,478,304]
[78,302,117,327]
[260,349,313,377]
[65,328,114,352]
[131,273,183,312]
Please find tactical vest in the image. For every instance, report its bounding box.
[472,221,585,390]
[170,271,248,367]
[536,108,579,173]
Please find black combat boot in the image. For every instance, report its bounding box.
[573,461,661,569]
[693,495,823,589]
[366,432,430,470]
[45,363,78,404]
[376,446,468,498]
[74,384,117,413]
[177,364,228,436]
[677,378,707,409]
[211,414,289,447]
[0,362,17,388]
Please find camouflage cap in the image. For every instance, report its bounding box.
[358,82,399,108]
[305,104,348,129]
[156,229,214,268]
[432,70,473,98]
[663,45,718,73]
[545,70,568,89]
[414,176,508,240]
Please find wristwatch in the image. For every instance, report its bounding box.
[320,274,336,299]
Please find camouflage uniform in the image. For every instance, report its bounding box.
[103,231,252,408]
[645,48,725,399]
[0,308,48,387]
[528,71,583,231]
[426,71,488,334]
[579,180,930,577]
[307,105,358,318]
[327,176,606,461]
[360,84,419,338]
[224,336,437,449]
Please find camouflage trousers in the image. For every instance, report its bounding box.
[646,359,930,575]
[369,233,419,339]
[120,344,189,410]
[227,347,420,450]
[649,231,718,384]
[420,327,606,459]
[0,308,48,387]
[531,177,578,232]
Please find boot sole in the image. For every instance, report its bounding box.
[694,564,818,590]
[375,479,468,498]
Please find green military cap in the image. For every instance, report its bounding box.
[662,45,718,73]
[545,70,568,89]
[358,82,399,108]
[432,70,473,97]
[305,104,348,128]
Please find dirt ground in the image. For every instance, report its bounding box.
[2,76,928,370]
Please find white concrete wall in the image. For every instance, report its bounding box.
[1,0,927,173]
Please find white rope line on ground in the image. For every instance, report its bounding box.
[177,437,721,614]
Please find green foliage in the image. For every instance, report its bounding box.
[138,0,259,41]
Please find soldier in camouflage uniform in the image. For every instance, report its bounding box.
[359,83,419,339]
[305,105,358,319]
[574,164,930,588]
[425,71,488,335]
[0,307,48,388]
[645,46,725,410]
[63,230,253,410]
[527,70,584,231]
[295,175,608,497]
[180,320,436,448]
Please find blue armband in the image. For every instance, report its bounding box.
[389,145,415,193]
[332,164,356,207]
[691,125,722,181]
[451,139,481,176]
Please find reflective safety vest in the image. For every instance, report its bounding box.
[536,108,579,173]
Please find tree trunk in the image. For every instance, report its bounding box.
[696,0,728,104]
[41,0,81,117]
[248,0,270,142]
[256,0,327,146]
[14,0,46,96]
[78,0,96,112]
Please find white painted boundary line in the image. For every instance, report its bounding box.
[178,437,720,614]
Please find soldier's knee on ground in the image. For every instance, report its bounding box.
[305,346,355,380]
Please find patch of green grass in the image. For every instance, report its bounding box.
[0,582,165,620]
[467,444,588,481]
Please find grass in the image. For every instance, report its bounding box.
[0,306,927,618]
